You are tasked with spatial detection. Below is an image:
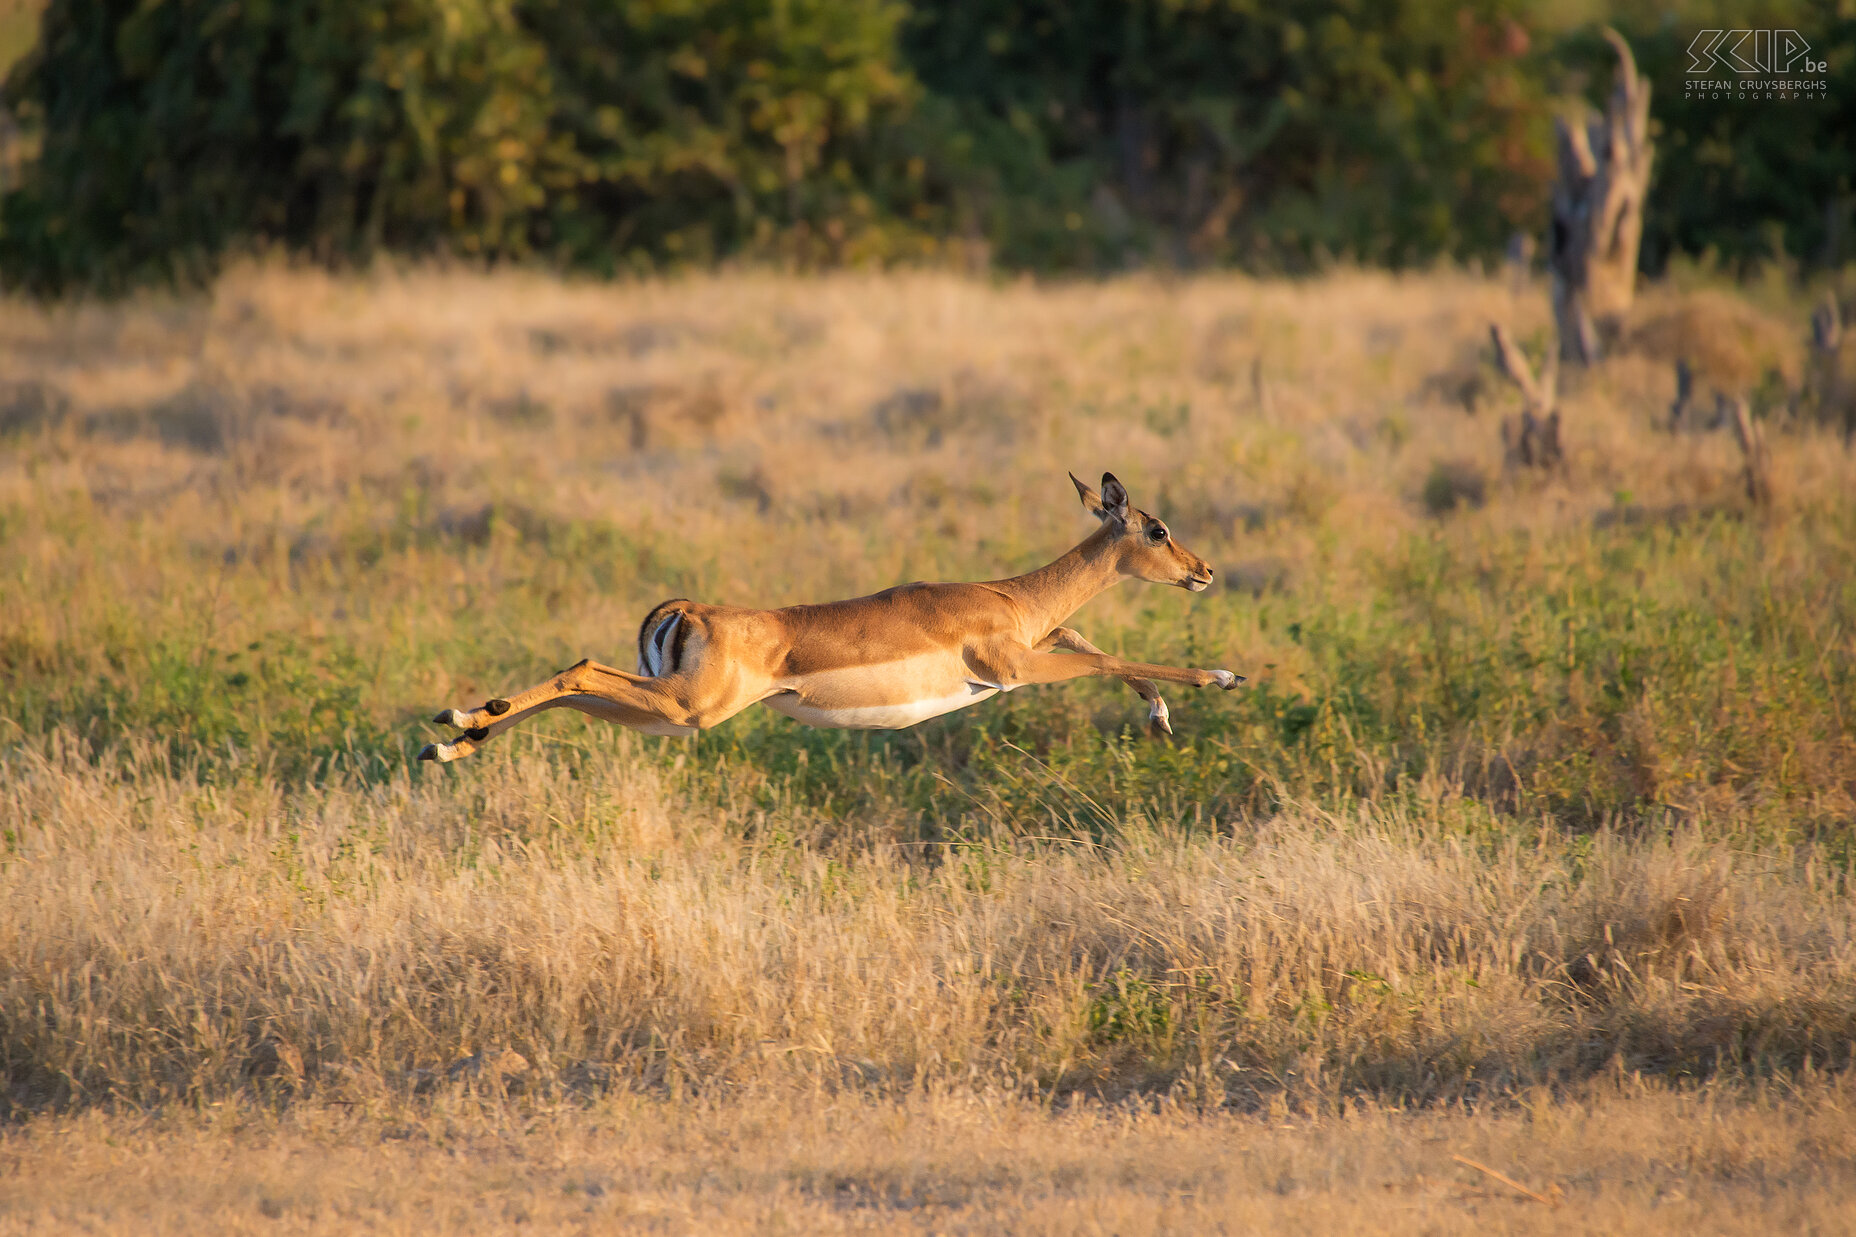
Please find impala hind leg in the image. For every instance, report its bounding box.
[422,659,710,763]
[1039,626,1173,738]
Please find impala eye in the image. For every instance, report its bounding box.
[1147,524,1168,544]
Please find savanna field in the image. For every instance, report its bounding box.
[2,263,1855,1232]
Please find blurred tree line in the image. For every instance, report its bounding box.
[0,0,1850,291]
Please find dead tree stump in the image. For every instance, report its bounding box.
[1490,324,1563,468]
[1549,29,1653,365]
[1724,395,1771,507]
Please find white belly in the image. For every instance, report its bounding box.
[761,681,1001,730]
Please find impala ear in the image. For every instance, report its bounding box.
[1070,471,1107,520]
[1099,472,1131,522]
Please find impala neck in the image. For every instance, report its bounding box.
[998,524,1124,631]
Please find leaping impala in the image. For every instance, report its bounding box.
[420,472,1242,763]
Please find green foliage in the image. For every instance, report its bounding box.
[905,0,1552,269]
[1,0,565,290]
[0,0,923,289]
[1,0,1853,284]
[7,623,395,782]
[1087,968,1173,1047]
[525,0,925,269]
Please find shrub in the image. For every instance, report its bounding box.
[904,0,1554,269]
[523,0,924,270]
[1,0,566,291]
[0,0,925,289]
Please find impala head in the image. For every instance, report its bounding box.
[1070,471,1215,592]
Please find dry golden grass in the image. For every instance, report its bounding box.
[6,1078,1856,1234]
[8,734,1855,1108]
[1,261,1853,1230]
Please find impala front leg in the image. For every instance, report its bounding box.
[993,647,1243,693]
[1038,626,1174,738]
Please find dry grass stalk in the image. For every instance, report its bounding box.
[1451,1154,1560,1207]
[1250,355,1274,416]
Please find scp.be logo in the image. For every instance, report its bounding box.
[1686,29,1825,75]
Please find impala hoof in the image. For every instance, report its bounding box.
[486,698,511,716]
[421,739,466,763]
[1211,670,1243,690]
[1147,698,1173,737]
[433,709,465,728]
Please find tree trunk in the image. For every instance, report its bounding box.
[1549,29,1653,364]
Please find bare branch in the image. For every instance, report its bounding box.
[1489,324,1557,413]
[1490,324,1563,469]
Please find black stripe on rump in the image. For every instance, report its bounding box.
[635,598,692,677]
